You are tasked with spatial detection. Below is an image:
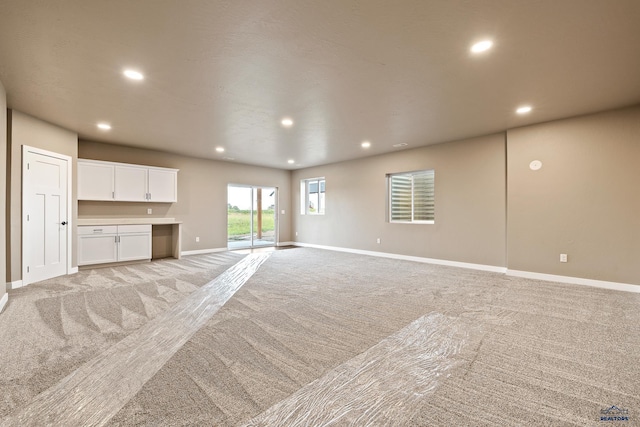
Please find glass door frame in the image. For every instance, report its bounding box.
[227,184,278,250]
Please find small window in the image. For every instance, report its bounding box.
[387,170,434,223]
[300,178,325,215]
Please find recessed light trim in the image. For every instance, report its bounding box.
[471,40,493,53]
[215,147,225,153]
[287,159,295,164]
[281,118,294,127]
[123,69,144,80]
[392,143,408,148]
[97,123,112,130]
[361,141,371,149]
[516,105,533,114]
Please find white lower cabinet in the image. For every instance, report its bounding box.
[78,225,151,266]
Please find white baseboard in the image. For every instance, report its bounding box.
[507,269,640,293]
[277,241,295,247]
[181,247,228,256]
[69,267,79,274]
[0,293,8,313]
[6,280,24,291]
[293,242,507,273]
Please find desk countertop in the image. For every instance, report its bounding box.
[77,218,182,226]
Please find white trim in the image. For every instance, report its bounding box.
[277,241,295,247]
[507,269,640,293]
[293,242,507,273]
[78,158,179,172]
[181,247,228,256]
[6,280,24,291]
[0,293,8,313]
[70,267,79,274]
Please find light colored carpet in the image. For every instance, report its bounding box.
[2,248,639,426]
[107,248,639,426]
[0,252,245,420]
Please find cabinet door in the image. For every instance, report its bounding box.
[78,161,114,200]
[78,234,118,265]
[118,233,152,261]
[148,168,177,202]
[114,165,148,201]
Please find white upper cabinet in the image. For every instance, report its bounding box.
[78,161,115,201]
[148,168,178,202]
[78,159,178,202]
[114,164,148,202]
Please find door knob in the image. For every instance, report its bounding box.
[61,221,67,225]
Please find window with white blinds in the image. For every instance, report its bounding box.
[387,170,435,223]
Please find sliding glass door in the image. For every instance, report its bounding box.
[227,185,277,249]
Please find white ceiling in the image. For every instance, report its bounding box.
[1,0,639,169]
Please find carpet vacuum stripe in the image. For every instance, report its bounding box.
[243,312,481,427]
[1,253,270,427]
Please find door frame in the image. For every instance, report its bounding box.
[227,184,278,249]
[22,145,73,286]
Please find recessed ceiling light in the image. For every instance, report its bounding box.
[281,118,294,127]
[516,105,533,114]
[123,69,144,80]
[215,147,225,153]
[361,141,371,148]
[470,40,493,53]
[97,123,111,130]
[287,159,295,164]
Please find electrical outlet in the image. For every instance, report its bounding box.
[560,253,568,263]
[196,237,200,242]
[147,208,152,214]
[295,231,298,236]
[376,238,381,244]
[281,209,285,215]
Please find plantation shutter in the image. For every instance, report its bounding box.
[390,175,412,221]
[389,170,435,222]
[412,170,435,221]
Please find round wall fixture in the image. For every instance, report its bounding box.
[529,160,542,171]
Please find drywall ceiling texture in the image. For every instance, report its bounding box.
[78,141,292,251]
[292,133,506,268]
[1,1,640,169]
[507,106,640,285]
[7,111,78,283]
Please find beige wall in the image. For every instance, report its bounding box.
[507,106,640,285]
[0,81,6,300]
[7,110,78,283]
[78,141,292,252]
[292,134,507,267]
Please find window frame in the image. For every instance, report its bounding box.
[300,177,326,215]
[387,169,435,224]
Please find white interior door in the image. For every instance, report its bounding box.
[23,147,70,285]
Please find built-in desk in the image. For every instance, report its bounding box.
[77,218,182,260]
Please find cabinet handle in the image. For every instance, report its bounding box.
[112,191,115,199]
[93,229,103,233]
